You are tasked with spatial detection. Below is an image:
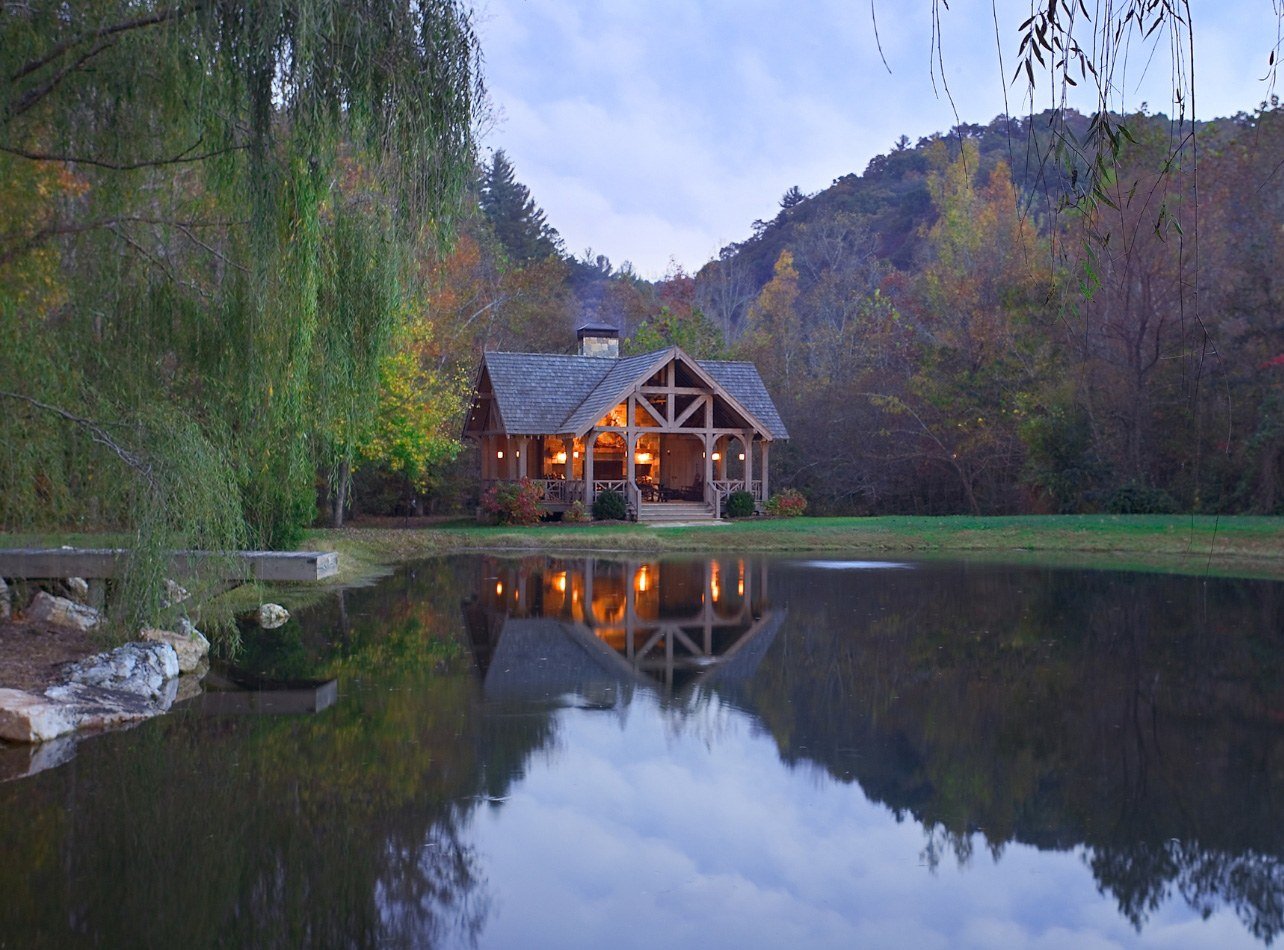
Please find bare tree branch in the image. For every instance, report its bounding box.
[0,390,158,494]
[0,139,247,171]
[9,4,198,83]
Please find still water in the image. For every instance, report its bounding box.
[1,555,1281,948]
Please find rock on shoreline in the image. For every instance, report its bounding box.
[0,590,212,747]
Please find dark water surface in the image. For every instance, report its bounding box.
[2,555,1282,948]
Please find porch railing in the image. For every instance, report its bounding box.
[532,478,585,504]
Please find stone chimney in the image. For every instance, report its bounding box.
[577,322,620,358]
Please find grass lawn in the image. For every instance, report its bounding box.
[306,513,1284,583]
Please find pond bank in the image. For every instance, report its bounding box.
[310,513,1284,583]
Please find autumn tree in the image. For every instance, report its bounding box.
[0,1,482,626]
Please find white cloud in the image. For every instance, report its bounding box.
[459,695,1259,949]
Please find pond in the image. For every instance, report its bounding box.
[1,554,1282,948]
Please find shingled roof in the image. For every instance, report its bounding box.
[470,347,789,440]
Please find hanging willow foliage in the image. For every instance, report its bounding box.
[0,1,483,633]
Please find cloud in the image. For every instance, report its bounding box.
[459,694,1259,949]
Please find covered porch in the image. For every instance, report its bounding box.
[477,430,772,521]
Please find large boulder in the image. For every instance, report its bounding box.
[140,624,210,674]
[0,577,11,620]
[58,641,180,700]
[25,591,100,632]
[0,641,182,743]
[0,689,78,744]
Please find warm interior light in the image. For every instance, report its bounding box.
[573,450,580,459]
[635,451,652,464]
[555,451,568,464]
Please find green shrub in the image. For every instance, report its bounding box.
[563,500,590,523]
[764,488,807,517]
[592,489,629,521]
[724,490,756,518]
[479,478,544,525]
[1105,482,1178,514]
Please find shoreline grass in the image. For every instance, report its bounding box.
[302,514,1284,583]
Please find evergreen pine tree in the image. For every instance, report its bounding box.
[480,150,564,263]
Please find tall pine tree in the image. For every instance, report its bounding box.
[479,150,563,263]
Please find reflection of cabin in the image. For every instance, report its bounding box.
[463,556,783,695]
[463,325,788,520]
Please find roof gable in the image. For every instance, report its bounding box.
[469,347,788,440]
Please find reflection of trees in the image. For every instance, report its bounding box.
[0,557,557,948]
[731,563,1284,941]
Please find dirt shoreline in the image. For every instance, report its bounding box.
[0,618,106,693]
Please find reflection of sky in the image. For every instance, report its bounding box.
[466,695,1256,949]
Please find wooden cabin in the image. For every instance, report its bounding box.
[463,324,788,521]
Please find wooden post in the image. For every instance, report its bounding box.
[517,437,528,479]
[703,434,714,496]
[761,441,770,499]
[585,432,596,505]
[743,432,753,493]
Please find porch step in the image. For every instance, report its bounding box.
[637,502,719,523]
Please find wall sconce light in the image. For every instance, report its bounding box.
[573,450,580,459]
[497,450,504,459]
[738,453,745,461]
[711,452,721,461]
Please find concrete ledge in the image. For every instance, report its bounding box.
[0,549,338,582]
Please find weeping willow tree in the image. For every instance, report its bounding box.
[0,1,482,632]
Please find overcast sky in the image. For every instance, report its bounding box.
[476,1,1282,279]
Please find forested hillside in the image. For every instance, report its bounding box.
[694,105,1284,515]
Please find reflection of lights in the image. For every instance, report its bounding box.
[555,451,567,464]
[737,578,745,596]
[711,561,721,602]
[634,565,651,592]
[553,571,567,593]
[495,581,503,596]
[738,560,745,596]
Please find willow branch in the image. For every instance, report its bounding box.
[10,5,198,82]
[0,390,159,494]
